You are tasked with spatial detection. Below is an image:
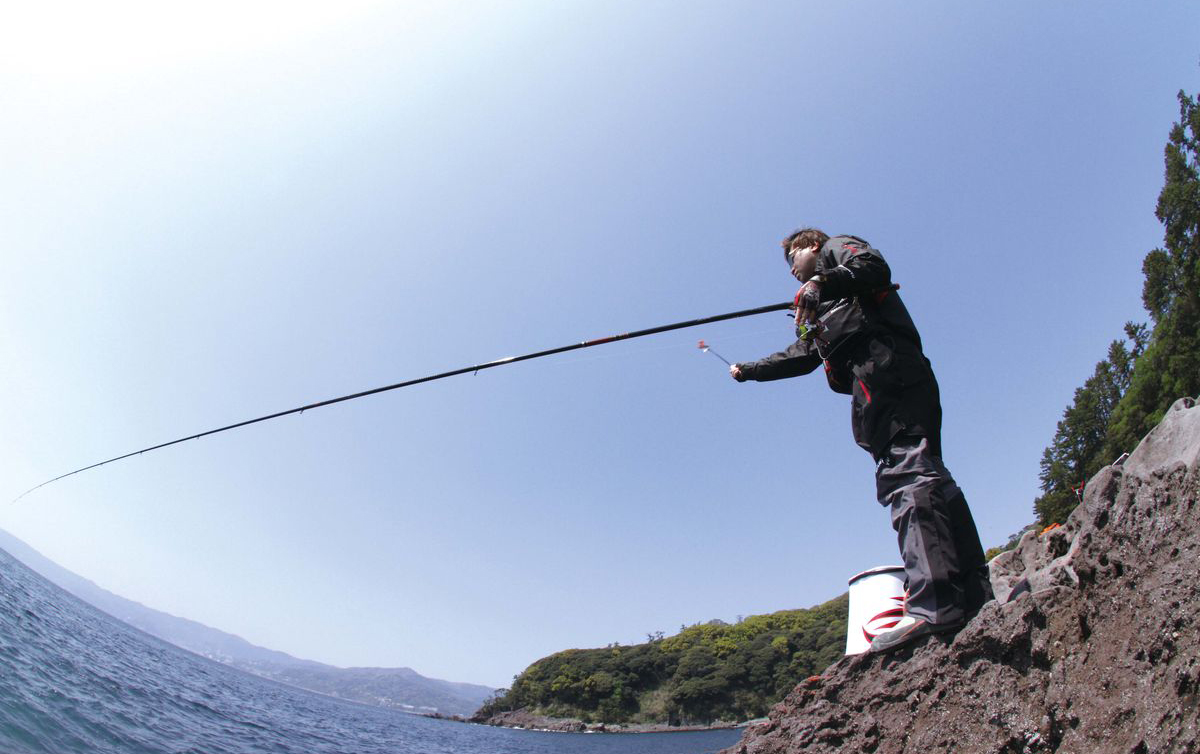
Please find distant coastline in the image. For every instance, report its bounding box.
[441,708,761,734]
[0,529,494,717]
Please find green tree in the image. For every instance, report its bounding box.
[1104,90,1200,455]
[473,597,847,726]
[668,645,728,722]
[1034,327,1145,526]
[1032,88,1200,527]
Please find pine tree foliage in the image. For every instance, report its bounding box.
[1103,90,1200,457]
[1033,89,1200,527]
[1034,327,1144,527]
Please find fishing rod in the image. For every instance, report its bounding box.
[15,300,794,502]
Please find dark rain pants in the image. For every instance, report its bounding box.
[875,434,993,624]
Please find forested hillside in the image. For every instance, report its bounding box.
[474,596,846,726]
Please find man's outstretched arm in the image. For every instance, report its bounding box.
[732,340,822,382]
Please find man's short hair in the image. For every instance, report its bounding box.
[781,228,830,261]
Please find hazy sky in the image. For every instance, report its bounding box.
[2,2,1196,689]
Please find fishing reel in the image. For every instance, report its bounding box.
[797,320,825,342]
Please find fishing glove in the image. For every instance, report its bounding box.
[794,280,822,324]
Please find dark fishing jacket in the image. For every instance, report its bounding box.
[737,235,943,457]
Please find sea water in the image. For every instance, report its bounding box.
[0,547,741,754]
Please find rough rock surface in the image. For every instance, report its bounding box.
[482,709,588,732]
[726,397,1200,754]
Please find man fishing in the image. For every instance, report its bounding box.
[730,228,993,653]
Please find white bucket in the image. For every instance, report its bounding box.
[845,565,906,655]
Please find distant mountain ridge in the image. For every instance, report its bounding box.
[0,529,493,716]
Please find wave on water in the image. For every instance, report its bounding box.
[0,546,740,754]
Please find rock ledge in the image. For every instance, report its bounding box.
[726,397,1200,754]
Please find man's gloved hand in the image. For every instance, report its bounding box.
[794,280,822,325]
[730,364,746,382]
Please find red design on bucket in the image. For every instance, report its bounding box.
[861,595,906,643]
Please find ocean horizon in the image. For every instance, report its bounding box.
[0,545,741,754]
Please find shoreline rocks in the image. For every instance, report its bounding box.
[724,396,1200,754]
[474,707,745,734]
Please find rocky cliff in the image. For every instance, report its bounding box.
[726,396,1200,754]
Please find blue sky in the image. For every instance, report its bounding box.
[1,2,1196,689]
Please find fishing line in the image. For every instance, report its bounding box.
[507,312,794,370]
[546,320,792,367]
[538,336,714,368]
[534,341,686,369]
[15,300,794,503]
